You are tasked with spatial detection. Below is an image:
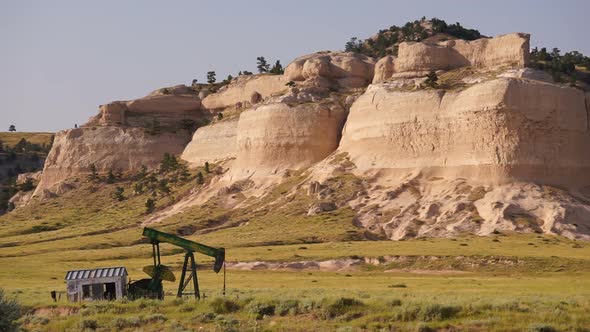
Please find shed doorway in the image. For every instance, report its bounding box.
[104,282,116,300]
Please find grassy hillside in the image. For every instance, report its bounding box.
[0,164,589,331]
[0,132,54,148]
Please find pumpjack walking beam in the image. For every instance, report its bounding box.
[142,227,225,299]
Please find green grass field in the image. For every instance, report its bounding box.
[1,167,589,331]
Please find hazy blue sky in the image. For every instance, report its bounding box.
[1,0,589,132]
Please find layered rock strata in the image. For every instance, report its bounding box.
[202,75,287,110]
[34,127,191,195]
[373,33,530,82]
[181,119,238,166]
[285,51,376,89]
[339,78,590,188]
[230,102,347,178]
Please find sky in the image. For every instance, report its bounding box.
[1,0,589,132]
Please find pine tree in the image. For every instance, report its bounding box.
[424,71,439,88]
[204,162,210,173]
[20,178,34,191]
[257,57,270,73]
[207,71,216,84]
[196,171,204,185]
[114,187,125,201]
[8,125,16,132]
[106,170,116,184]
[145,198,155,213]
[269,60,284,74]
[88,164,98,181]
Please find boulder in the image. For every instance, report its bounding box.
[307,202,337,216]
[202,75,287,110]
[373,55,395,83]
[285,51,376,89]
[16,171,42,185]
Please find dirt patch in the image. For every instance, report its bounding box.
[384,268,470,275]
[226,259,364,272]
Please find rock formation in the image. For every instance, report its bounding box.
[201,75,287,110]
[339,78,590,188]
[20,27,590,240]
[373,33,530,82]
[34,127,192,195]
[230,102,347,179]
[88,85,206,129]
[285,51,376,88]
[181,119,238,166]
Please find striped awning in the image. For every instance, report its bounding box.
[65,267,127,280]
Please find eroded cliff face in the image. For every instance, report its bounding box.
[181,119,238,166]
[230,102,347,179]
[89,85,206,129]
[25,29,590,240]
[201,75,287,110]
[34,86,206,196]
[374,33,530,82]
[339,78,590,188]
[34,127,192,196]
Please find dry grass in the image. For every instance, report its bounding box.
[0,132,54,147]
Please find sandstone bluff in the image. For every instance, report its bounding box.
[26,31,590,240]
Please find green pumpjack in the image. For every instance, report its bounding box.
[128,227,226,300]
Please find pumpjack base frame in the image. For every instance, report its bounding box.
[177,251,200,299]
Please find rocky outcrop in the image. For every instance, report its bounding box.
[181,119,238,166]
[202,75,287,110]
[231,102,347,178]
[285,51,376,89]
[373,55,395,84]
[89,85,205,129]
[374,33,530,82]
[16,171,42,185]
[34,127,192,195]
[339,77,590,188]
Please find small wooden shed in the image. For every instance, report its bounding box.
[65,267,127,302]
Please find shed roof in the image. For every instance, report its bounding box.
[65,267,127,280]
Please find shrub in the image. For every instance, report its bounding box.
[388,299,403,307]
[145,313,167,323]
[528,324,557,332]
[196,312,216,323]
[276,299,300,316]
[196,171,205,185]
[145,198,155,214]
[111,317,142,329]
[388,283,407,288]
[419,304,461,321]
[209,298,240,314]
[0,289,22,332]
[113,187,125,201]
[423,71,438,88]
[246,300,276,319]
[79,319,98,330]
[322,298,364,319]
